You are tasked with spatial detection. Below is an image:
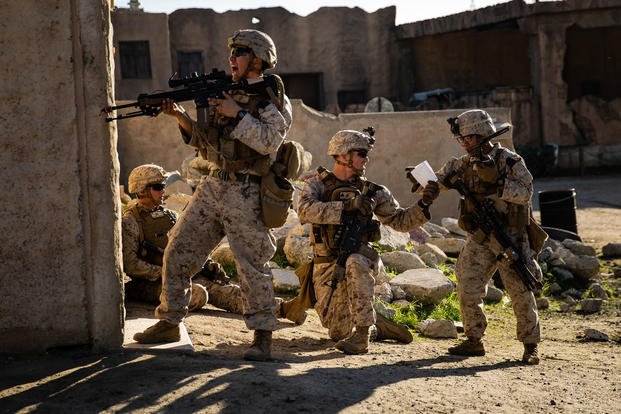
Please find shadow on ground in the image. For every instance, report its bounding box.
[1,349,521,413]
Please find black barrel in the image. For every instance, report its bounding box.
[538,189,578,234]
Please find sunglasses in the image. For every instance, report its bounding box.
[149,183,166,191]
[230,46,253,57]
[352,150,369,158]
[455,135,478,145]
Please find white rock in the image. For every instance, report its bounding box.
[390,268,454,305]
[272,209,301,253]
[283,224,313,266]
[380,251,426,273]
[427,237,466,256]
[562,239,596,257]
[390,285,407,300]
[416,319,458,338]
[420,252,438,267]
[374,282,393,303]
[441,217,467,237]
[485,285,504,303]
[378,225,411,251]
[163,193,193,213]
[272,268,300,292]
[416,243,448,264]
[422,222,450,238]
[165,179,193,196]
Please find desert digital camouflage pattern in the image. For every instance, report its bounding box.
[297,172,429,338]
[451,109,501,138]
[122,201,171,282]
[156,95,292,330]
[435,143,541,344]
[327,130,374,156]
[122,200,244,313]
[227,29,277,69]
[192,276,245,315]
[155,177,278,329]
[127,164,167,194]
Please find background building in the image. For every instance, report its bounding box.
[112,0,621,174]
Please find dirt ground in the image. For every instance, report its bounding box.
[1,174,620,414]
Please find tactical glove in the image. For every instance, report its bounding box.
[473,159,498,183]
[343,195,375,216]
[421,181,440,206]
[199,259,231,285]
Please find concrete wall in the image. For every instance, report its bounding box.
[116,100,512,223]
[112,10,171,100]
[0,1,123,352]
[117,105,197,188]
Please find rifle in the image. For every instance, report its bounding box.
[102,68,281,122]
[140,239,165,266]
[323,181,382,317]
[444,172,543,291]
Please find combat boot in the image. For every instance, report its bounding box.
[522,343,540,365]
[133,320,180,344]
[188,283,208,312]
[336,326,370,355]
[243,330,272,361]
[448,337,485,356]
[374,313,413,344]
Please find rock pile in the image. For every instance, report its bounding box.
[177,202,617,339]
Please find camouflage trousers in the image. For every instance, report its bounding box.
[456,236,541,344]
[313,253,377,341]
[192,276,244,315]
[155,176,277,330]
[125,278,209,311]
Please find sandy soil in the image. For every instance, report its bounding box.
[1,174,620,413]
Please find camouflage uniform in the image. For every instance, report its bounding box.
[155,86,292,331]
[436,142,541,345]
[298,172,429,341]
[122,199,243,314]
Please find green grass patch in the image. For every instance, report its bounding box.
[389,292,462,329]
[272,251,293,269]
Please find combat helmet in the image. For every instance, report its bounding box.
[448,109,510,139]
[327,130,375,156]
[228,29,277,69]
[128,164,167,194]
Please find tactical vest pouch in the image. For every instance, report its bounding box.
[457,197,478,233]
[506,203,529,230]
[323,186,360,251]
[366,219,382,243]
[260,170,294,228]
[527,216,548,253]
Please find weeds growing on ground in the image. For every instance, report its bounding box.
[390,291,462,329]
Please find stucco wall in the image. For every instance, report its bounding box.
[112,10,171,100]
[0,1,123,352]
[165,6,396,111]
[116,100,512,223]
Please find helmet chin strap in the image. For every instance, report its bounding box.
[139,188,162,207]
[240,53,262,79]
[335,153,364,176]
